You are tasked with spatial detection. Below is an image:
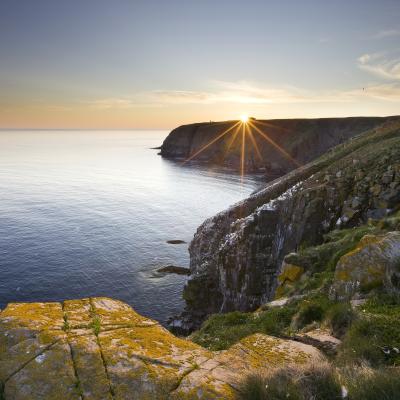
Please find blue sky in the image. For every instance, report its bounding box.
[0,0,399,128]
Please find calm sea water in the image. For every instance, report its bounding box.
[0,130,259,323]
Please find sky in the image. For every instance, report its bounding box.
[0,0,399,129]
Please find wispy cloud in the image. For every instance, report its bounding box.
[358,51,400,80]
[88,98,138,109]
[373,29,400,39]
[84,73,400,111]
[147,80,400,105]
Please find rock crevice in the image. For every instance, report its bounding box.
[0,297,323,399]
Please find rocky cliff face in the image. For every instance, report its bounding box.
[160,117,398,175]
[0,298,322,400]
[170,118,400,333]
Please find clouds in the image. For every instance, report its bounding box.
[150,79,400,105]
[88,98,138,109]
[358,51,400,80]
[373,30,400,39]
[84,50,400,111]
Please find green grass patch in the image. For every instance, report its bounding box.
[62,314,70,332]
[338,295,400,366]
[292,295,333,330]
[90,316,101,336]
[191,306,297,350]
[343,366,400,400]
[238,363,342,400]
[325,302,356,338]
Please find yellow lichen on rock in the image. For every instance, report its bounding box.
[275,261,305,298]
[331,231,400,300]
[0,298,324,399]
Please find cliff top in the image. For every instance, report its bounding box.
[0,297,322,399]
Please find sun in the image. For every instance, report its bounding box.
[240,115,249,123]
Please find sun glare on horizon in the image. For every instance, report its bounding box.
[240,115,249,123]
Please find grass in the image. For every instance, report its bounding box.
[191,306,297,350]
[338,294,400,366]
[239,364,400,400]
[90,316,101,336]
[238,363,342,400]
[342,365,400,400]
[292,296,333,330]
[62,315,70,332]
[325,303,356,338]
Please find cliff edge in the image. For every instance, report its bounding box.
[0,297,322,399]
[160,116,398,176]
[170,117,400,333]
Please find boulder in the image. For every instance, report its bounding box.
[275,261,305,298]
[0,298,324,400]
[330,231,400,300]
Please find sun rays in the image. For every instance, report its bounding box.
[182,117,301,180]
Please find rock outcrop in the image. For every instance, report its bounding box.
[171,118,400,333]
[0,298,323,400]
[330,231,400,300]
[160,116,398,175]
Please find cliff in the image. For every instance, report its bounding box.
[160,116,399,175]
[170,118,400,333]
[0,297,322,399]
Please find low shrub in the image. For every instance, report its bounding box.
[325,302,356,338]
[292,295,333,330]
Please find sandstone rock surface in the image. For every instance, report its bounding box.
[0,298,323,400]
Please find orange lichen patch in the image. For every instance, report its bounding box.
[0,329,66,382]
[68,333,112,400]
[278,264,304,284]
[223,334,320,370]
[63,298,92,329]
[0,302,64,331]
[275,263,305,298]
[90,297,158,327]
[332,232,400,299]
[341,234,382,259]
[0,298,325,399]
[4,339,80,400]
[98,326,211,399]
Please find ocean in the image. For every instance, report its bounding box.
[0,130,259,323]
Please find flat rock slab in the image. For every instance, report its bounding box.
[0,298,324,399]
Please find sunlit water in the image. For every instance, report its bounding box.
[0,130,260,323]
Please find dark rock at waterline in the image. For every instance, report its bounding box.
[166,239,186,244]
[157,265,190,275]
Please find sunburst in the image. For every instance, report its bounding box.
[182,116,301,180]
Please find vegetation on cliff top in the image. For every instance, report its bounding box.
[191,209,400,398]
